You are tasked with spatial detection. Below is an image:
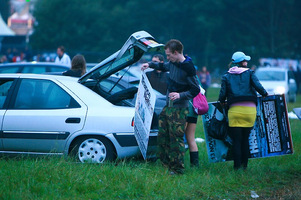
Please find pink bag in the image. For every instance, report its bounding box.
[192,87,209,115]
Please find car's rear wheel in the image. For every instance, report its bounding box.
[70,136,116,163]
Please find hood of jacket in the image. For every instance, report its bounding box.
[228,66,249,74]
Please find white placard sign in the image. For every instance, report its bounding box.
[134,72,156,159]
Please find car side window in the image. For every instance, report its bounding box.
[13,79,80,109]
[0,66,20,73]
[49,66,68,72]
[23,65,46,74]
[0,80,14,109]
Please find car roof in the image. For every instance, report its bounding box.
[0,62,70,68]
[256,67,287,72]
[86,63,98,70]
[0,73,77,81]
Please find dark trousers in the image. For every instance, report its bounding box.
[229,127,252,169]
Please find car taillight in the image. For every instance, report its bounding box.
[131,117,134,127]
[139,38,159,47]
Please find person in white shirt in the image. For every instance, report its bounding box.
[55,46,71,67]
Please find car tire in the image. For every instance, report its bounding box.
[70,136,116,163]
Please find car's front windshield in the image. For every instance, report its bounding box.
[256,71,285,81]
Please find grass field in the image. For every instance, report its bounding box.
[0,88,300,199]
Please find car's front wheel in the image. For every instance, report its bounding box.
[70,136,116,163]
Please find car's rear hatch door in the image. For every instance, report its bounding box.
[78,31,164,84]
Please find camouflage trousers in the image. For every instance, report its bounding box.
[157,106,188,174]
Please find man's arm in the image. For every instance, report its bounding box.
[141,62,169,72]
[178,75,200,100]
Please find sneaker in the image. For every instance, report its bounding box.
[169,170,184,175]
[169,171,176,176]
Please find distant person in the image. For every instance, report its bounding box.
[0,55,8,64]
[298,65,301,94]
[218,51,268,170]
[24,46,32,62]
[55,46,71,67]
[290,65,301,94]
[198,66,211,96]
[146,54,169,95]
[5,48,13,62]
[62,54,86,77]
[141,39,200,175]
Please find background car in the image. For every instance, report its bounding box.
[0,31,164,163]
[0,62,70,74]
[255,67,297,102]
[86,63,98,72]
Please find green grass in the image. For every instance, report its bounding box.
[0,88,300,199]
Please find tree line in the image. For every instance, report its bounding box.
[30,0,301,70]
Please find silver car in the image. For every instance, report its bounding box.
[0,31,164,163]
[255,67,297,102]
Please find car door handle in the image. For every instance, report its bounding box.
[65,118,81,124]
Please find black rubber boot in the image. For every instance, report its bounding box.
[190,151,199,167]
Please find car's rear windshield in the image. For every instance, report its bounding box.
[256,71,285,81]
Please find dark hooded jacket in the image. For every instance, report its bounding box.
[149,56,200,108]
[218,67,267,106]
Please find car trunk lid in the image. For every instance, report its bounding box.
[78,31,164,84]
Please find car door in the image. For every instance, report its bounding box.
[2,78,87,153]
[0,78,17,150]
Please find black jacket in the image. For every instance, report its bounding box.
[62,69,82,77]
[149,56,200,108]
[218,69,267,106]
[145,70,169,95]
